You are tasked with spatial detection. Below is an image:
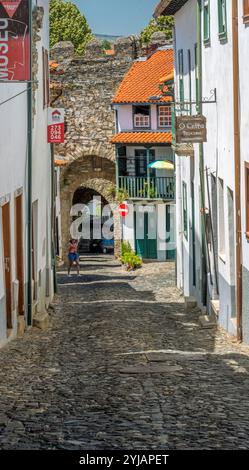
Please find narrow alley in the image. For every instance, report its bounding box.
[0,257,249,450]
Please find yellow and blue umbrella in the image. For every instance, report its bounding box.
[148,160,174,170]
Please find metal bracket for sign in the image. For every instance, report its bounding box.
[0,80,38,83]
[161,88,217,107]
[0,87,31,107]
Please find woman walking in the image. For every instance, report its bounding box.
[68,239,80,276]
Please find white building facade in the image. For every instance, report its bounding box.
[155,0,249,342]
[0,0,54,347]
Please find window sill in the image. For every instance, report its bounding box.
[133,128,151,131]
[219,253,226,264]
[243,15,249,24]
[203,38,211,47]
[218,32,227,43]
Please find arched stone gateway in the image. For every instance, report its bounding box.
[60,156,121,262]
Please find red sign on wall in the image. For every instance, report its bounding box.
[0,0,30,81]
[48,108,65,144]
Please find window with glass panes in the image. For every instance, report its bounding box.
[158,106,171,127]
[217,0,227,40]
[244,0,249,23]
[178,49,184,103]
[133,105,150,128]
[203,0,210,44]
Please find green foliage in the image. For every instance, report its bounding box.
[116,189,129,203]
[101,39,112,51]
[121,241,133,256]
[49,0,93,55]
[138,182,157,199]
[121,252,142,271]
[106,185,129,203]
[140,16,174,46]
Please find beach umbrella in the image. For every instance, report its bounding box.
[147,160,174,170]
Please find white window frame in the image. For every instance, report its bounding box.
[158,105,172,128]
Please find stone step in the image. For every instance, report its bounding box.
[199,315,217,329]
[33,312,49,330]
[184,296,197,312]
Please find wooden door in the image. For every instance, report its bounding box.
[15,195,24,314]
[2,202,12,329]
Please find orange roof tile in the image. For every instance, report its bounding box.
[49,60,59,69]
[160,71,174,83]
[105,49,115,55]
[111,132,172,144]
[112,49,173,104]
[55,158,68,166]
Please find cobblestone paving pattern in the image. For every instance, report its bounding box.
[0,256,249,449]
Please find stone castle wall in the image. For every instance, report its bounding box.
[51,37,140,164]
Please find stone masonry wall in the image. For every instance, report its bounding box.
[51,37,139,164]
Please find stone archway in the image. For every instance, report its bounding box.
[60,156,121,262]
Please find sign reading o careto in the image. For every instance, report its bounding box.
[176,115,207,144]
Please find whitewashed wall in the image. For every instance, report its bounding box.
[0,79,27,344]
[31,0,53,312]
[0,0,53,347]
[238,0,249,343]
[174,0,202,304]
[202,1,236,334]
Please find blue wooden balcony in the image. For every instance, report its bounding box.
[118,176,175,200]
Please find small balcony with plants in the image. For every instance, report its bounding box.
[116,147,175,201]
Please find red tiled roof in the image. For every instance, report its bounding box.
[112,49,173,104]
[111,132,172,144]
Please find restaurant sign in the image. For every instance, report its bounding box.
[176,115,207,144]
[48,108,65,144]
[0,0,30,81]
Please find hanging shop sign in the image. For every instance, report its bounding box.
[176,115,207,144]
[47,108,65,144]
[0,0,30,81]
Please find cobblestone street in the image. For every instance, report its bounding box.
[0,256,249,450]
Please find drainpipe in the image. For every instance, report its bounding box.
[197,0,207,307]
[51,143,57,294]
[232,0,242,341]
[27,0,33,326]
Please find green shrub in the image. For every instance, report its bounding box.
[121,252,142,271]
[121,241,133,256]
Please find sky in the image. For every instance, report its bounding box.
[73,0,159,36]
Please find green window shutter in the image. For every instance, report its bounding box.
[194,43,199,112]
[188,49,192,115]
[217,0,227,40]
[178,49,184,103]
[203,0,210,44]
[183,182,188,240]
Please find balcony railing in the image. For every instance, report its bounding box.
[118,176,175,200]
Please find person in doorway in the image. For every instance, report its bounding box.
[68,239,80,276]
